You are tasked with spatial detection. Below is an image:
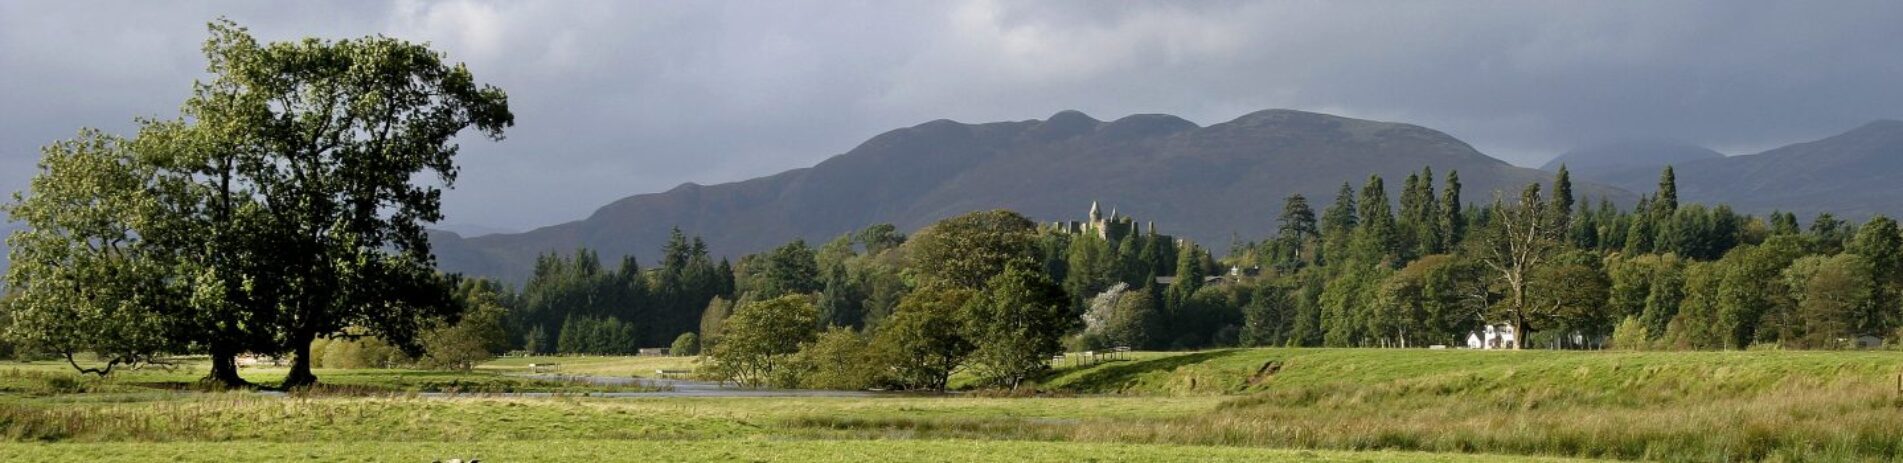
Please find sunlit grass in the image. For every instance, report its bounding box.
[7,348,1903,461]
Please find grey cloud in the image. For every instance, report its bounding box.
[2,1,1900,232]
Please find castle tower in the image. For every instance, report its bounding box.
[1089,201,1102,222]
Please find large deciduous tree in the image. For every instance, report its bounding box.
[8,21,511,388]
[3,132,191,376]
[174,21,511,388]
[1476,184,1561,349]
[906,210,1040,289]
[961,265,1070,390]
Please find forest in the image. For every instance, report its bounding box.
[336,164,1903,390]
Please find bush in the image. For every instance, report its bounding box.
[794,327,882,390]
[671,332,700,356]
[1610,316,1648,350]
[708,295,819,387]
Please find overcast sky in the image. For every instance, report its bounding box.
[3,1,1901,233]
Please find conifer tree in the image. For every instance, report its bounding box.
[1551,165,1575,233]
[1319,183,1359,267]
[1656,166,1679,214]
[1351,175,1399,266]
[1439,170,1464,251]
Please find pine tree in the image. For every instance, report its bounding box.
[1415,167,1443,256]
[1278,194,1319,266]
[1657,166,1679,214]
[1319,183,1359,267]
[1551,165,1575,233]
[1398,172,1425,261]
[1439,170,1464,251]
[1351,175,1399,266]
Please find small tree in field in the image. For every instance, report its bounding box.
[793,327,881,390]
[870,285,976,391]
[671,332,700,356]
[962,265,1071,390]
[708,295,818,387]
[1610,316,1648,351]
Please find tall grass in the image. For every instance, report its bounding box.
[795,348,1903,462]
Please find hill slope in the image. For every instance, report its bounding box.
[1580,120,1903,218]
[435,109,1627,282]
[1539,140,1723,181]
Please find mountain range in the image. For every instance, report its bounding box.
[431,109,1627,282]
[1563,120,1903,219]
[1539,140,1725,184]
[5,110,1897,284]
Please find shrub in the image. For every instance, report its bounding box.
[1610,316,1648,350]
[671,332,700,357]
[794,327,881,390]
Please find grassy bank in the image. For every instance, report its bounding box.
[0,439,1600,463]
[803,348,1903,461]
[5,348,1902,461]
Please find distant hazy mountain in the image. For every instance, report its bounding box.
[1581,120,1903,219]
[1540,140,1724,181]
[433,109,1626,282]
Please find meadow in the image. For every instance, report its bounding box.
[2,348,1900,462]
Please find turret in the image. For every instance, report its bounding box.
[1089,201,1102,222]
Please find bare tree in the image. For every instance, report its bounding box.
[1476,184,1562,349]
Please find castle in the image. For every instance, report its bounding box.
[1050,201,1157,243]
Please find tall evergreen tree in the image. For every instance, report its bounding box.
[1656,166,1679,214]
[1439,170,1464,251]
[1277,194,1319,267]
[1351,175,1399,266]
[1414,167,1444,256]
[1319,183,1359,267]
[1551,165,1575,233]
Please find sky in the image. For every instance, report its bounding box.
[3,1,1901,234]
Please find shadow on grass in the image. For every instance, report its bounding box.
[1044,349,1247,393]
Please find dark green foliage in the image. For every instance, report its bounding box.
[962,266,1070,389]
[4,21,513,388]
[1439,170,1464,251]
[1319,183,1358,267]
[907,210,1040,289]
[709,295,820,387]
[670,332,700,356]
[1350,175,1401,266]
[870,285,976,391]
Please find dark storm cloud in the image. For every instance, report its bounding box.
[3,1,1900,232]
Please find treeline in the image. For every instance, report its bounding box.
[1219,165,1903,350]
[508,230,734,354]
[475,164,1903,391]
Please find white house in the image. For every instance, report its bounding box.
[1465,324,1517,349]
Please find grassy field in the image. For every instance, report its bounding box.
[0,439,1600,462]
[3,348,1901,461]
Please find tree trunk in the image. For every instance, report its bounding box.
[280,332,319,389]
[1511,283,1527,350]
[205,342,250,389]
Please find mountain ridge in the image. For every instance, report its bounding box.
[1573,119,1903,219]
[432,108,1629,282]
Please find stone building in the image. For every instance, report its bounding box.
[1049,201,1154,243]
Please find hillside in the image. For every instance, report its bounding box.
[1538,140,1723,181]
[1577,120,1903,219]
[434,109,1627,282]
